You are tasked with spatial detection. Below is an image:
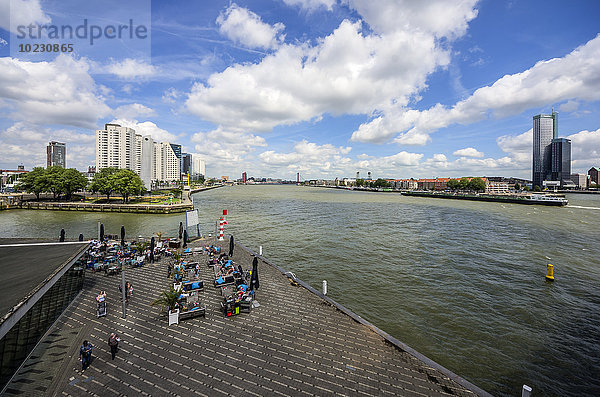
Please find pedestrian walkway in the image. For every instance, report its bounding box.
[3,237,490,396]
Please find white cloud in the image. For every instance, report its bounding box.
[106,58,157,79]
[0,38,7,46]
[453,147,484,158]
[568,128,600,172]
[113,104,155,120]
[0,55,111,128]
[0,0,50,33]
[0,122,95,169]
[187,11,459,132]
[559,100,579,113]
[109,119,178,142]
[216,4,285,50]
[497,128,531,165]
[191,126,267,163]
[353,34,600,146]
[162,88,180,104]
[282,0,336,12]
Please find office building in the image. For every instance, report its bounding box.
[46,141,66,168]
[138,135,154,190]
[96,124,137,171]
[570,173,588,189]
[182,153,193,175]
[242,172,247,183]
[551,138,571,184]
[532,112,557,188]
[589,167,600,186]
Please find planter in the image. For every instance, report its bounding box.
[168,309,179,326]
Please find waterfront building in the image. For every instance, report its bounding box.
[96,124,137,171]
[46,141,66,168]
[551,138,571,185]
[589,167,600,186]
[417,178,451,191]
[570,173,588,189]
[532,112,558,188]
[138,135,154,190]
[154,142,181,182]
[182,153,193,175]
[242,172,247,183]
[487,181,510,195]
[192,156,206,179]
[0,242,88,389]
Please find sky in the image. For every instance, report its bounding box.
[0,0,599,180]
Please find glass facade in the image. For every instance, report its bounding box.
[0,261,85,388]
[552,138,571,183]
[533,113,557,188]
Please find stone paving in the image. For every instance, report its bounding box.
[3,238,489,396]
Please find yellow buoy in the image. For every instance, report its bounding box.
[545,264,554,281]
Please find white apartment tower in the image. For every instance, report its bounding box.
[96,124,182,190]
[193,156,206,177]
[96,124,137,171]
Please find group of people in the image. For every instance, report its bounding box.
[79,332,121,371]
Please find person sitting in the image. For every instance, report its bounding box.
[96,291,106,303]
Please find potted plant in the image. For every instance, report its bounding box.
[150,286,180,326]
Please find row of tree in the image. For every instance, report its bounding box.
[355,178,392,188]
[446,177,487,192]
[18,166,144,203]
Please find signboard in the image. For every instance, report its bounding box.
[186,209,199,226]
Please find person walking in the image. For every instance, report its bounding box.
[79,340,93,371]
[108,332,120,360]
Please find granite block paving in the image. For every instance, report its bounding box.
[3,238,485,396]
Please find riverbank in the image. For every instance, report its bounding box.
[402,190,568,206]
[0,185,224,214]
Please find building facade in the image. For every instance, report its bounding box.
[182,153,193,175]
[96,124,137,171]
[551,138,571,184]
[46,141,66,168]
[589,167,600,186]
[570,173,588,189]
[192,156,206,179]
[532,113,557,188]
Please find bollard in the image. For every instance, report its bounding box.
[546,264,554,281]
[322,280,327,295]
[522,385,532,397]
[259,246,262,256]
[218,217,224,241]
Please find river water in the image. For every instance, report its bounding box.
[1,185,599,396]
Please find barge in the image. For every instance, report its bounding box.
[402,191,568,206]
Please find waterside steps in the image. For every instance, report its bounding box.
[3,237,491,396]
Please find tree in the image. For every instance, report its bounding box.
[150,285,180,312]
[45,166,65,199]
[170,187,182,198]
[447,179,459,191]
[467,177,486,192]
[89,167,118,201]
[59,168,88,200]
[534,185,542,192]
[356,179,365,187]
[458,177,470,190]
[17,167,46,199]
[514,182,521,190]
[113,169,144,203]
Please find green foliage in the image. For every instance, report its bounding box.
[356,178,365,187]
[523,185,530,191]
[89,167,118,200]
[170,187,182,197]
[458,177,470,190]
[447,179,459,190]
[17,167,46,199]
[150,285,180,312]
[113,169,144,203]
[17,167,86,200]
[60,168,88,200]
[514,182,521,190]
[534,185,542,192]
[468,177,487,192]
[135,241,150,255]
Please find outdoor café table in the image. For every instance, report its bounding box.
[108,265,120,275]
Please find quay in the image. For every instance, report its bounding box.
[1,237,490,396]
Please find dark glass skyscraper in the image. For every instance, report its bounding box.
[551,138,571,183]
[532,113,557,188]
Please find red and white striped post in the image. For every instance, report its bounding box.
[218,210,228,241]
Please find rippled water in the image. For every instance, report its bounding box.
[1,185,599,396]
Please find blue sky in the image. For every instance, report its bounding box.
[1,0,599,180]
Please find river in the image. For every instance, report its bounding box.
[1,185,599,396]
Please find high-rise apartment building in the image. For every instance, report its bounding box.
[532,113,558,188]
[551,138,571,183]
[242,172,247,183]
[96,124,182,189]
[96,124,137,171]
[192,156,206,179]
[47,141,66,168]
